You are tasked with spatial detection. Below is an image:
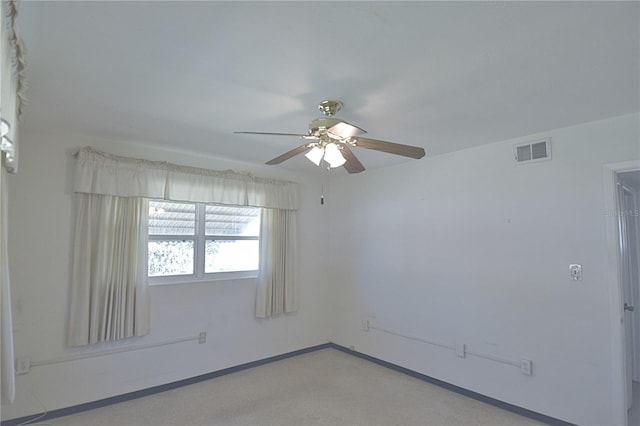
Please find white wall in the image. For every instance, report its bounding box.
[3,113,639,424]
[1,128,332,420]
[327,113,640,425]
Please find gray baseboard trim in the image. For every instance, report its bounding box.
[328,343,575,426]
[1,343,333,426]
[2,341,574,426]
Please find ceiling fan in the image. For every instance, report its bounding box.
[235,100,426,174]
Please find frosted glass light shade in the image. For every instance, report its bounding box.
[305,146,324,166]
[323,143,346,168]
[0,119,9,137]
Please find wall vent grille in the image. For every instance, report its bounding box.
[514,138,551,164]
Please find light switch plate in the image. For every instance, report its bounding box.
[569,264,582,281]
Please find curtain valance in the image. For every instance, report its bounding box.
[74,147,299,210]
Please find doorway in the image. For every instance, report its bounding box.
[618,170,640,425]
[605,161,640,426]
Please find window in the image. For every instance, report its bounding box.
[147,200,260,284]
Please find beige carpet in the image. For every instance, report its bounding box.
[45,348,543,426]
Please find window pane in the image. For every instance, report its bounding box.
[205,239,259,273]
[149,201,196,235]
[148,240,194,277]
[205,205,260,236]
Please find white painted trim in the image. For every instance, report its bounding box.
[30,335,200,368]
[604,160,640,426]
[366,321,522,368]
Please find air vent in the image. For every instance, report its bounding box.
[514,138,551,163]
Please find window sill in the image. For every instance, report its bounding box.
[149,271,258,286]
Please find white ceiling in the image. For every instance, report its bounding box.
[15,1,640,174]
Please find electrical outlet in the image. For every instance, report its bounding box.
[456,343,466,358]
[16,356,30,374]
[520,359,533,376]
[364,320,370,332]
[198,332,206,344]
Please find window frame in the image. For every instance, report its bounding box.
[147,200,260,285]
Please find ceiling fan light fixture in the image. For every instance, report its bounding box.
[0,119,9,138]
[323,143,346,168]
[304,146,324,166]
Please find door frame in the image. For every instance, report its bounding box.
[605,160,640,426]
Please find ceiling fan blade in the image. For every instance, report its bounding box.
[327,121,367,138]
[235,131,308,137]
[352,136,426,159]
[340,144,366,174]
[265,144,312,165]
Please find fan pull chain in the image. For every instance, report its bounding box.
[319,162,328,205]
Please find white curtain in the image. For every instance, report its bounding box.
[256,208,298,318]
[1,0,27,174]
[1,168,15,403]
[71,147,300,339]
[68,195,149,346]
[0,0,26,404]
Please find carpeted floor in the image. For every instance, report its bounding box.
[44,348,543,426]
